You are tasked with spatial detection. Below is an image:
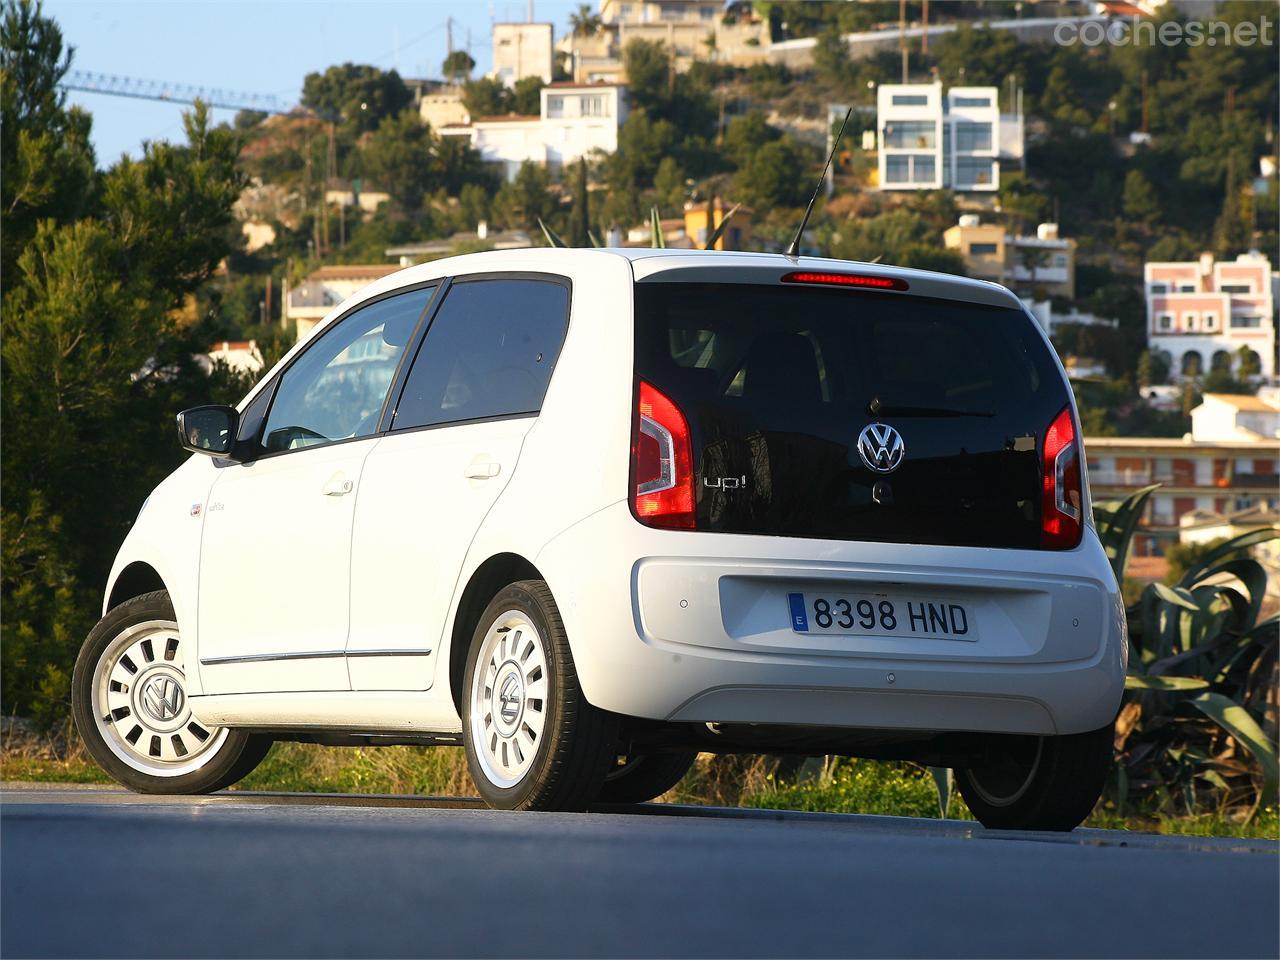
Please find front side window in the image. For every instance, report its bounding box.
[261,287,432,453]
[392,277,569,431]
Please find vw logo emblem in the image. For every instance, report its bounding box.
[498,674,522,724]
[140,676,184,722]
[857,422,906,474]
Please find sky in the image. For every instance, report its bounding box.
[45,0,586,165]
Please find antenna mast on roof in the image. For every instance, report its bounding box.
[784,107,852,259]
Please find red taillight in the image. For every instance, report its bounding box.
[1041,405,1083,550]
[633,380,695,529]
[781,271,909,291]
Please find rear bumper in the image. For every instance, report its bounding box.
[536,503,1126,737]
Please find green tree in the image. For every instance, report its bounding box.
[0,0,94,283]
[570,3,603,36]
[1122,170,1160,228]
[1237,345,1262,379]
[494,160,554,233]
[362,109,437,211]
[610,110,677,194]
[568,158,590,246]
[2,51,244,729]
[511,75,544,116]
[442,49,476,82]
[301,62,411,134]
[462,76,512,117]
[722,110,780,169]
[653,156,686,214]
[812,28,851,86]
[733,137,809,209]
[622,39,671,114]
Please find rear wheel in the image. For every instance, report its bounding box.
[72,590,272,794]
[955,723,1114,831]
[462,580,618,811]
[597,751,698,804]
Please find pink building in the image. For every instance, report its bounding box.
[1144,252,1275,380]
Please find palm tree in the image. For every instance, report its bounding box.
[570,4,603,37]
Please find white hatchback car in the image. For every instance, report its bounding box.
[73,249,1126,829]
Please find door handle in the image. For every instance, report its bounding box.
[322,472,353,496]
[463,460,502,480]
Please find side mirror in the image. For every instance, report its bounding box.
[177,405,240,458]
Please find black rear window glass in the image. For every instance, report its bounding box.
[634,281,1069,548]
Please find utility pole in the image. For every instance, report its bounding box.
[1141,70,1149,134]
[447,16,453,57]
[264,275,272,327]
[922,0,929,56]
[899,0,908,83]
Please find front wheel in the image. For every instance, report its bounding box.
[72,590,272,794]
[462,580,618,811]
[955,723,1114,831]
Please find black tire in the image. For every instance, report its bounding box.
[597,751,698,804]
[71,590,272,795]
[955,722,1114,831]
[462,580,618,811]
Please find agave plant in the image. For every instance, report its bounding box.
[1094,486,1279,820]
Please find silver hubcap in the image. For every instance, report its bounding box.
[468,610,549,789]
[91,620,228,776]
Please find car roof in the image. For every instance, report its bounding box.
[373,247,1021,311]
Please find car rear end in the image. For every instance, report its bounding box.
[538,255,1125,740]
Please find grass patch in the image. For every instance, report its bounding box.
[235,742,476,796]
[739,757,970,819]
[4,736,1276,841]
[0,754,112,784]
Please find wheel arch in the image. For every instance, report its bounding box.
[106,561,168,612]
[448,552,544,717]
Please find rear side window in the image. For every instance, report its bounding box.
[391,277,569,430]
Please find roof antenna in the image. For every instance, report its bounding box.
[785,107,852,259]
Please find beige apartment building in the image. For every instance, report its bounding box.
[944,216,1076,300]
[1085,393,1280,556]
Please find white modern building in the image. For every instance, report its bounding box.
[1144,252,1276,380]
[440,82,628,181]
[880,83,1008,193]
[492,22,555,86]
[877,82,1018,192]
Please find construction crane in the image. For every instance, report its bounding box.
[59,70,294,115]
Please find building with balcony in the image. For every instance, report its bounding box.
[1144,251,1276,380]
[1085,392,1280,556]
[439,82,627,181]
[944,216,1077,299]
[876,82,1021,193]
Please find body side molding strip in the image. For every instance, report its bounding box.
[200,649,433,666]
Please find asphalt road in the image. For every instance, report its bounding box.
[2,784,1276,959]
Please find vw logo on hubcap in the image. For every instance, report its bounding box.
[857,422,906,474]
[498,673,523,725]
[140,676,184,723]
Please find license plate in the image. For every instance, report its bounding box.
[787,592,977,641]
